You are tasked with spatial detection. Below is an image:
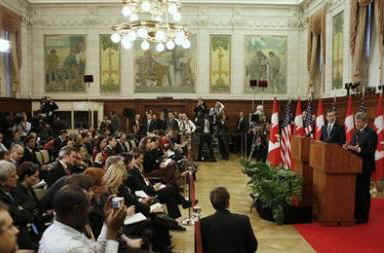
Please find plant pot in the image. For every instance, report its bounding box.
[255,199,312,224]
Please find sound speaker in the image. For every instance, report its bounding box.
[83,75,94,83]
[250,80,258,87]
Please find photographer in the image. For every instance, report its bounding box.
[247,105,268,162]
[40,97,58,123]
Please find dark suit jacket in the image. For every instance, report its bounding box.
[320,123,346,144]
[351,126,378,174]
[237,117,249,133]
[126,167,156,196]
[46,160,70,187]
[200,209,258,253]
[142,120,157,134]
[167,119,180,131]
[20,147,40,165]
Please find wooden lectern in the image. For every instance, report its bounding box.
[309,140,362,225]
[291,136,312,206]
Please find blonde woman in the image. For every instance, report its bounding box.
[103,160,173,253]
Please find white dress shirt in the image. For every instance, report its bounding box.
[39,221,118,253]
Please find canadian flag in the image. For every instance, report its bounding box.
[315,99,325,140]
[374,94,384,181]
[344,96,354,143]
[267,98,282,166]
[294,98,305,136]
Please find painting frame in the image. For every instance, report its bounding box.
[99,34,121,94]
[332,10,344,90]
[44,34,87,92]
[134,35,197,93]
[244,35,288,94]
[210,34,231,93]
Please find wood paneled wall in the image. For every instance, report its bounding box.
[103,94,381,131]
[0,98,31,113]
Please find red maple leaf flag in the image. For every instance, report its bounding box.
[294,98,305,136]
[267,98,282,166]
[315,99,325,140]
[374,94,384,181]
[344,96,354,143]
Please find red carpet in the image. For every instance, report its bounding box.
[294,199,384,253]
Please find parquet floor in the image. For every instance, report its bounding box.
[171,155,315,253]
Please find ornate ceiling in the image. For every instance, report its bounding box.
[27,0,304,5]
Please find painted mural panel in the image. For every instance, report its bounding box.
[134,35,197,93]
[332,11,344,90]
[244,35,287,94]
[100,34,121,93]
[210,35,231,93]
[45,35,86,92]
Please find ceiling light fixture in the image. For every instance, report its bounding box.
[111,0,191,51]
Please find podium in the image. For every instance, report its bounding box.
[309,140,362,225]
[291,136,312,206]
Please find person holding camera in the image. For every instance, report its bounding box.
[39,185,127,253]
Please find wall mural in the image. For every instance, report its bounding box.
[100,34,121,93]
[332,11,344,90]
[45,35,86,92]
[134,35,197,93]
[244,35,287,94]
[210,35,231,93]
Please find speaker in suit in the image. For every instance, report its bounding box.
[320,123,345,144]
[321,110,346,144]
[200,187,257,253]
[344,112,378,223]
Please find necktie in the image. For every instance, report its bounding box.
[327,124,332,137]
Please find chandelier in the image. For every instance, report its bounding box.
[111,0,191,52]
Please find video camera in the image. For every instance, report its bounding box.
[40,97,59,121]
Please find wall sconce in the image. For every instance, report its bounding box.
[0,39,11,53]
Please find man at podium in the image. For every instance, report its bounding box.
[321,109,345,144]
[343,112,377,224]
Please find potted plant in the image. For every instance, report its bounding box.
[241,160,310,225]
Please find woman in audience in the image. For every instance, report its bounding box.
[141,136,180,186]
[103,159,173,253]
[93,137,108,167]
[126,152,192,219]
[0,160,36,250]
[13,161,50,247]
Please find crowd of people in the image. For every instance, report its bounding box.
[0,107,204,253]
[0,97,268,253]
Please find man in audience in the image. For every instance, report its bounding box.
[46,147,77,187]
[343,111,377,224]
[20,136,39,165]
[321,109,345,144]
[0,202,34,253]
[200,187,257,253]
[38,185,127,253]
[9,145,24,166]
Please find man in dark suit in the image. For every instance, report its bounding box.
[142,113,157,135]
[46,147,77,187]
[200,187,258,253]
[20,136,39,165]
[321,110,346,144]
[237,112,249,154]
[343,111,377,224]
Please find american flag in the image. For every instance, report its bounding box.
[281,101,293,169]
[303,101,314,138]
